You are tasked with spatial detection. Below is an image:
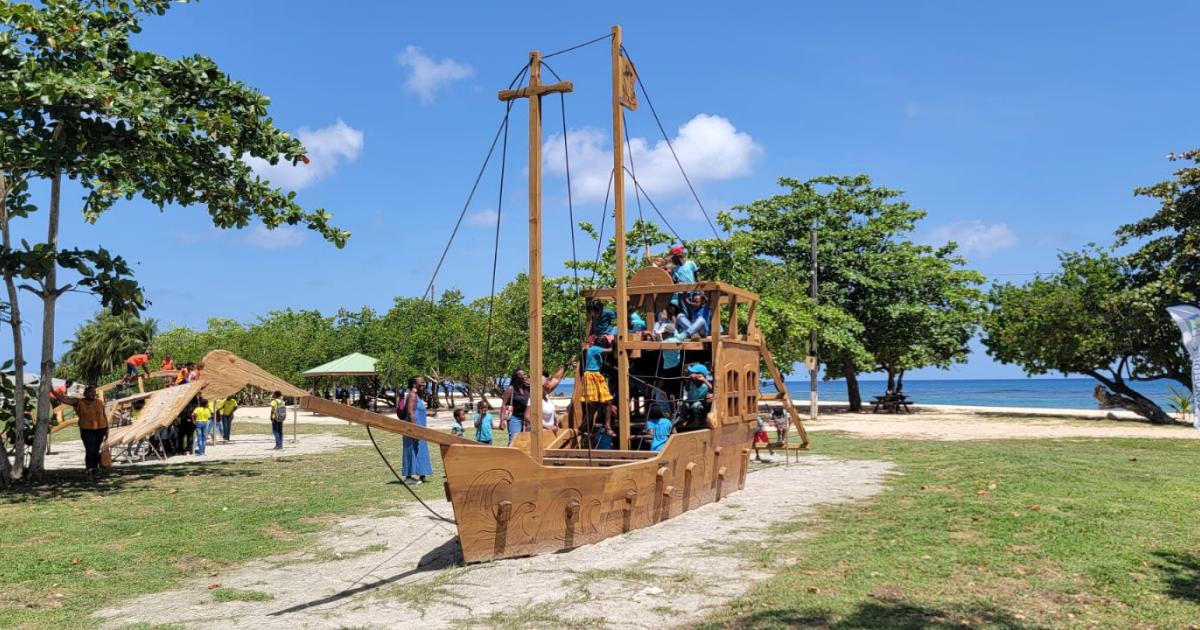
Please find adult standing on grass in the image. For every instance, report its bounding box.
[52,385,108,481]
[400,377,433,484]
[219,396,238,442]
[269,391,287,450]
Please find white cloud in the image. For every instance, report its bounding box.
[465,209,498,227]
[543,113,762,205]
[928,220,1018,259]
[245,225,306,250]
[245,119,364,190]
[397,45,474,104]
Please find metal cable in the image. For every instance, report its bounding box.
[544,33,613,59]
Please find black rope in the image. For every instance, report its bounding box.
[540,60,581,301]
[419,65,529,301]
[622,110,653,255]
[624,167,685,244]
[365,63,529,526]
[483,101,514,379]
[544,33,613,59]
[590,168,616,286]
[622,46,723,240]
[365,426,456,524]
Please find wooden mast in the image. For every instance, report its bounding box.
[610,25,632,450]
[499,50,572,463]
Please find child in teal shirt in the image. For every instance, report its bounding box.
[643,403,672,452]
[474,400,494,445]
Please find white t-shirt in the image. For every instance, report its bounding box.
[542,398,557,429]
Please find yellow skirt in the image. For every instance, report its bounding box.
[581,371,613,403]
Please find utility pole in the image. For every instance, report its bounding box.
[808,222,818,421]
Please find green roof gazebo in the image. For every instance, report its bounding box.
[303,353,380,410]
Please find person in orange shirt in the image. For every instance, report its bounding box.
[52,379,75,399]
[159,355,175,386]
[55,385,109,481]
[123,351,153,384]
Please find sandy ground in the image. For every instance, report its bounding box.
[94,455,894,629]
[804,407,1200,441]
[45,432,368,471]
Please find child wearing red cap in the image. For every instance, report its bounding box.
[671,246,698,284]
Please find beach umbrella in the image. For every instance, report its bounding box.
[1166,303,1200,429]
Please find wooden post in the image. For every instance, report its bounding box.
[611,24,632,450]
[498,52,572,464]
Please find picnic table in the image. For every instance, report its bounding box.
[871,393,913,414]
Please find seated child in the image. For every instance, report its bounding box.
[678,363,712,428]
[643,403,672,452]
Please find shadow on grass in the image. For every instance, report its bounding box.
[725,600,1041,629]
[1,463,265,502]
[1153,550,1200,604]
[266,534,462,616]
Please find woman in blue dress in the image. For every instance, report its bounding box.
[400,376,433,485]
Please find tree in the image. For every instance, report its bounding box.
[60,309,157,383]
[723,175,981,410]
[0,1,348,482]
[983,248,1176,424]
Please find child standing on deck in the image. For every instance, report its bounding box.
[474,400,494,445]
[643,403,672,452]
[581,337,615,448]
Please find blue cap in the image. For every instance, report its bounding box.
[687,364,710,376]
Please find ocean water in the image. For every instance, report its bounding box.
[555,378,1188,411]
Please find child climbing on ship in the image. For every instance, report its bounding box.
[122,351,153,384]
[587,299,617,345]
[678,363,712,429]
[473,400,494,445]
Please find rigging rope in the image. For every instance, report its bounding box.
[622,110,654,255]
[621,46,723,240]
[483,102,514,380]
[624,166,685,244]
[366,63,529,526]
[589,168,616,286]
[543,32,613,59]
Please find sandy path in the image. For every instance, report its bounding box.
[807,410,1200,441]
[45,433,368,471]
[94,455,893,629]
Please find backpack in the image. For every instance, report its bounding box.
[272,399,287,422]
[396,391,410,421]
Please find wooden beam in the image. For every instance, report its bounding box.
[583,281,760,303]
[622,340,706,352]
[527,50,545,465]
[300,396,472,447]
[759,341,809,448]
[497,81,573,101]
[612,25,631,451]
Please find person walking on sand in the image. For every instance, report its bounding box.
[53,385,108,481]
[192,396,212,456]
[400,377,433,484]
[269,391,287,450]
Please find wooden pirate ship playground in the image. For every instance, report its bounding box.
[289,25,811,563]
[106,26,811,564]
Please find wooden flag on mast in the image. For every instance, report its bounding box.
[620,57,638,110]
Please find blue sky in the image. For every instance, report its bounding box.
[4,1,1198,380]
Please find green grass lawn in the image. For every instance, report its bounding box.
[8,425,1200,629]
[703,433,1200,629]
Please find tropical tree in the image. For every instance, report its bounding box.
[723,175,982,410]
[983,248,1176,424]
[60,309,157,383]
[0,1,348,482]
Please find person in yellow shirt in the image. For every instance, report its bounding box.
[269,391,286,450]
[192,397,212,456]
[219,396,238,441]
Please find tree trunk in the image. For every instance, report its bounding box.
[0,172,16,486]
[896,369,906,393]
[843,355,862,412]
[885,366,896,392]
[28,171,61,479]
[1089,371,1174,425]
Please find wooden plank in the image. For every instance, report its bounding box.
[759,341,809,448]
[622,340,706,352]
[584,281,760,303]
[497,81,573,101]
[300,396,472,447]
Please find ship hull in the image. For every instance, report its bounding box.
[442,421,754,563]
